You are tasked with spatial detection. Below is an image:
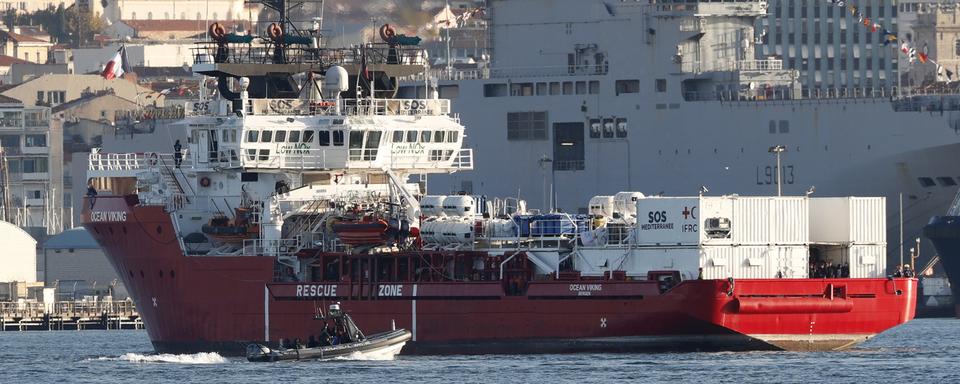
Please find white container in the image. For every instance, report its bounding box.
[700,245,809,279]
[440,219,473,244]
[420,195,447,217]
[420,219,445,244]
[809,197,885,244]
[729,196,808,245]
[443,195,477,217]
[846,244,886,278]
[633,197,700,245]
[612,191,645,221]
[588,195,615,217]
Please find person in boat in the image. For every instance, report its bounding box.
[307,335,318,348]
[904,264,915,278]
[319,323,332,346]
[893,265,904,278]
[294,338,304,349]
[86,182,98,208]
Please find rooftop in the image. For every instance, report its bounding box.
[43,227,99,250]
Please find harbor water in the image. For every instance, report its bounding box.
[1,318,957,383]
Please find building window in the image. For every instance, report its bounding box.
[24,134,45,147]
[615,80,640,95]
[0,134,18,148]
[507,111,548,140]
[22,157,47,173]
[655,79,666,92]
[562,82,573,95]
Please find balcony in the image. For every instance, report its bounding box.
[22,146,48,155]
[22,172,48,181]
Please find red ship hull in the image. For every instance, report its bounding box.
[83,197,917,355]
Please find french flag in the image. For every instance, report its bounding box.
[101,46,128,80]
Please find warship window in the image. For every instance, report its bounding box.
[392,131,404,143]
[317,131,330,146]
[333,130,344,146]
[937,177,957,187]
[536,83,547,95]
[288,131,300,143]
[303,130,315,143]
[589,81,599,94]
[918,177,936,188]
[435,131,445,143]
[778,121,789,133]
[615,80,640,95]
[483,84,507,97]
[447,131,458,143]
[421,131,432,143]
[275,131,287,143]
[549,82,560,95]
[562,82,573,95]
[261,130,273,143]
[655,79,666,93]
[406,130,417,143]
[259,149,270,161]
[575,81,586,95]
[768,121,776,134]
[507,112,547,140]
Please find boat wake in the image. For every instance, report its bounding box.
[330,343,405,361]
[90,352,229,364]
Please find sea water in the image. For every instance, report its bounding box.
[0,318,957,383]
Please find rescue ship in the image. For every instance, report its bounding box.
[81,3,916,355]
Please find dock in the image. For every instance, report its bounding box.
[0,300,143,331]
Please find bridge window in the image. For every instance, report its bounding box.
[246,149,255,160]
[615,79,640,95]
[937,177,957,187]
[406,131,418,143]
[918,177,936,188]
[317,131,330,146]
[275,130,287,142]
[246,130,259,142]
[434,131,445,142]
[288,131,300,142]
[447,131,458,143]
[365,131,382,160]
[392,131,404,143]
[258,149,270,161]
[421,131,432,143]
[261,130,273,143]
[303,131,315,143]
[332,130,344,146]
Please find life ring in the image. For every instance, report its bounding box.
[200,176,212,188]
[268,23,283,40]
[209,22,226,40]
[148,153,158,166]
[379,24,396,42]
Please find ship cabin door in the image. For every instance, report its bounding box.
[194,128,210,164]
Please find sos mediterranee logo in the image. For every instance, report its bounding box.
[641,211,673,230]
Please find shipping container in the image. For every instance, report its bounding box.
[634,197,700,245]
[699,245,809,279]
[573,247,700,279]
[809,197,885,244]
[729,196,808,245]
[845,244,886,278]
[633,195,808,246]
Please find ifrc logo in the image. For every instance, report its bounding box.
[682,206,697,220]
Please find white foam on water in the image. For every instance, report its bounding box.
[90,352,228,364]
[330,343,405,361]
